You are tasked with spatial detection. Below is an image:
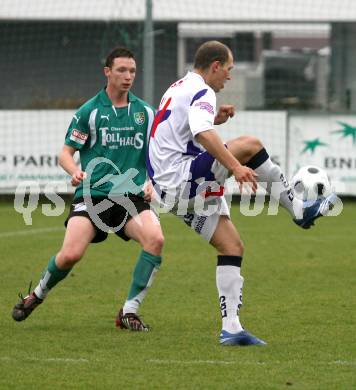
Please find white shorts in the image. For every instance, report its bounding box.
[154,150,231,242]
[175,194,230,242]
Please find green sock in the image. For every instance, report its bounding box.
[124,250,162,313]
[33,256,72,299]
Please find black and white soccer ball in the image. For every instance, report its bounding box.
[291,165,331,201]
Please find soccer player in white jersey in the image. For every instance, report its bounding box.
[148,40,336,346]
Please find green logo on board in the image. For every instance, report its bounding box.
[301,138,328,154]
[332,121,356,145]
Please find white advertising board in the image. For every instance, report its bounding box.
[1,110,355,195]
[218,111,287,194]
[0,110,75,193]
[288,114,356,195]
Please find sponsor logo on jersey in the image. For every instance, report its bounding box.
[70,129,88,145]
[110,126,135,131]
[73,114,81,123]
[134,112,145,125]
[194,101,214,115]
[101,130,144,149]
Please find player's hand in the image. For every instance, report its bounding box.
[214,105,235,125]
[143,180,154,202]
[232,165,258,193]
[71,170,87,186]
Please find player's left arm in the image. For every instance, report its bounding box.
[142,103,156,202]
[214,104,235,125]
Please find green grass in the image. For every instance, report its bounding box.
[0,200,355,389]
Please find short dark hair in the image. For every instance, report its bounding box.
[194,41,231,70]
[105,47,135,68]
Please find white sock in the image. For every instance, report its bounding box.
[123,267,158,315]
[216,263,244,334]
[122,298,141,315]
[254,157,304,219]
[34,271,51,300]
[123,293,144,315]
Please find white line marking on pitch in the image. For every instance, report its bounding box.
[147,359,265,366]
[0,356,88,363]
[148,359,356,366]
[329,360,356,366]
[0,226,64,239]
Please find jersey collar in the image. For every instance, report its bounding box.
[188,71,205,84]
[99,87,137,106]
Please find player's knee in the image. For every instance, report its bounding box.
[57,248,83,267]
[214,236,244,256]
[228,237,244,256]
[143,231,164,255]
[238,135,263,154]
[228,136,264,164]
[236,238,245,255]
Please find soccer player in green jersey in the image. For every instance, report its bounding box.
[12,47,164,331]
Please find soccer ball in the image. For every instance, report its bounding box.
[291,165,331,201]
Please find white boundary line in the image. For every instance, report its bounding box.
[0,356,88,363]
[329,360,356,366]
[147,359,356,366]
[0,226,64,239]
[1,357,354,366]
[146,359,264,366]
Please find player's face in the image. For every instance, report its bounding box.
[105,57,136,93]
[212,52,234,92]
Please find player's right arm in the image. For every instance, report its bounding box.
[59,145,86,186]
[61,108,90,186]
[195,130,257,192]
[189,87,257,192]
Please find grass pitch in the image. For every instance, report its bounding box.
[0,200,355,389]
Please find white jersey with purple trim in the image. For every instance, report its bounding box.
[148,71,217,190]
